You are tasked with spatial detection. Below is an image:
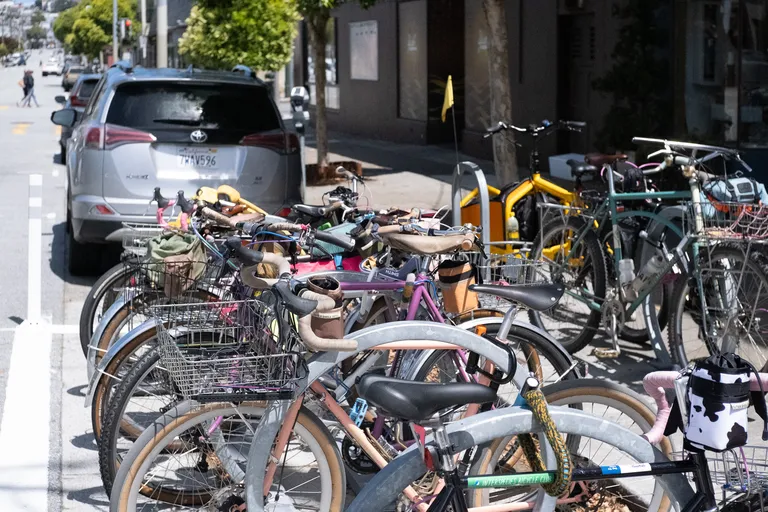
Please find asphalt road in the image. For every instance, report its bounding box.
[0,50,108,511]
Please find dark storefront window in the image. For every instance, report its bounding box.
[739,0,768,147]
[464,0,490,131]
[685,0,768,148]
[398,0,427,121]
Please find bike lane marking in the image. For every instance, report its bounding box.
[0,174,51,511]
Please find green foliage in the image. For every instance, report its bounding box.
[0,37,20,52]
[593,0,673,151]
[69,17,110,58]
[26,25,47,42]
[179,0,299,71]
[0,43,7,58]
[53,0,139,52]
[31,10,46,25]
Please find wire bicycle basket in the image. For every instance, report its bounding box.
[121,222,166,256]
[674,446,768,501]
[685,201,768,243]
[151,298,308,402]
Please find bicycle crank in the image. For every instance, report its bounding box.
[595,296,624,359]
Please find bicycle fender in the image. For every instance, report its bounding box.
[84,318,159,407]
[346,407,694,512]
[86,291,136,380]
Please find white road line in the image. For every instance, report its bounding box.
[29,197,42,208]
[0,174,51,511]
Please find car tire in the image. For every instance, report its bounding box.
[42,72,47,76]
[67,223,103,276]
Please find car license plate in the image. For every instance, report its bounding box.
[177,147,219,169]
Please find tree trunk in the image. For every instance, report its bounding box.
[483,0,517,185]
[307,14,329,168]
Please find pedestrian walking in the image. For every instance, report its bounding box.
[16,70,29,106]
[20,71,39,108]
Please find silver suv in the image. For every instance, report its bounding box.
[51,63,301,275]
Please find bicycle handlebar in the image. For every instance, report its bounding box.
[484,119,586,139]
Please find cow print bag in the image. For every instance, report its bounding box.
[684,353,768,453]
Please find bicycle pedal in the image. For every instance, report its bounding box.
[349,398,369,427]
[592,347,621,359]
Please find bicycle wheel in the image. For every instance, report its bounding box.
[467,379,674,511]
[99,347,175,496]
[668,245,768,368]
[109,402,345,511]
[529,217,607,354]
[79,262,133,357]
[90,326,158,442]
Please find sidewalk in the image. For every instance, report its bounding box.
[302,131,498,210]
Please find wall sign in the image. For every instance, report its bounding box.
[350,20,378,81]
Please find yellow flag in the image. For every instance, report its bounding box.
[441,75,454,123]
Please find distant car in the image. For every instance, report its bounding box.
[54,73,102,163]
[42,59,62,76]
[50,63,301,275]
[62,66,85,91]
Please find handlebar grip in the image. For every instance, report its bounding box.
[314,229,356,252]
[324,201,344,213]
[377,224,402,234]
[176,190,195,214]
[201,207,237,228]
[297,289,357,351]
[461,236,475,251]
[153,187,171,210]
[224,237,265,267]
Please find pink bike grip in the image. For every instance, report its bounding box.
[325,201,343,212]
[642,371,677,445]
[180,213,189,232]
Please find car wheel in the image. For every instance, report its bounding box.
[67,222,103,276]
[42,72,47,76]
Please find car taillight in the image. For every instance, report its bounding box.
[104,124,156,148]
[276,207,292,218]
[286,133,300,153]
[69,95,87,107]
[240,132,290,152]
[84,126,102,149]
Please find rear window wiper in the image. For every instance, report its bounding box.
[153,118,202,126]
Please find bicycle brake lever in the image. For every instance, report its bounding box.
[176,190,195,214]
[152,187,171,210]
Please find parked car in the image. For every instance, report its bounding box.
[50,63,301,275]
[62,65,85,91]
[42,59,62,76]
[54,73,102,163]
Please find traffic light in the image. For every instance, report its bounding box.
[119,19,133,40]
[125,19,132,39]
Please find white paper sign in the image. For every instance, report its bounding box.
[350,20,378,81]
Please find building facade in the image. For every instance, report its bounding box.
[290,0,768,171]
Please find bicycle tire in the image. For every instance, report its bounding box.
[529,217,607,354]
[667,244,768,368]
[99,347,173,496]
[345,407,693,512]
[109,402,345,511]
[466,379,674,511]
[79,262,133,357]
[90,326,158,442]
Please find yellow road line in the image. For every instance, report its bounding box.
[12,123,31,135]
[0,106,8,111]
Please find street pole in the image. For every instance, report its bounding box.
[112,0,119,62]
[156,0,168,68]
[140,0,147,61]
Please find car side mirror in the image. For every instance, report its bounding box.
[54,95,66,105]
[51,108,78,128]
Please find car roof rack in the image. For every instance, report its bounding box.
[110,60,133,73]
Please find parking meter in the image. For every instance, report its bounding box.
[291,87,310,201]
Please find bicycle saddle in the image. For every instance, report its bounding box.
[469,283,563,311]
[356,374,497,423]
[566,159,599,177]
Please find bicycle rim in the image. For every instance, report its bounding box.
[468,380,674,511]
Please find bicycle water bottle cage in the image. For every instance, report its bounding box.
[350,398,369,427]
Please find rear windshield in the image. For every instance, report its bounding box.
[78,79,99,98]
[106,81,281,133]
[69,67,84,73]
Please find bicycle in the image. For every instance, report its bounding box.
[530,138,767,360]
[107,250,675,511]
